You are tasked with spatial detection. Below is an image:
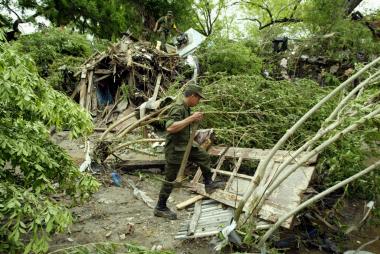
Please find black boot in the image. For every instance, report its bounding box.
[154,194,177,220]
[204,175,225,194]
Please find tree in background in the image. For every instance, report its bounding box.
[0,0,195,40]
[11,27,107,94]
[191,0,227,36]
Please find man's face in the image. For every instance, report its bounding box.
[188,94,201,107]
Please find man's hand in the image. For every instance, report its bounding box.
[190,112,204,122]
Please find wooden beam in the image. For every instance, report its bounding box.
[79,69,87,108]
[208,146,317,164]
[211,169,254,180]
[117,159,165,170]
[86,71,93,111]
[176,195,204,210]
[188,200,202,236]
[94,69,113,74]
[95,74,111,83]
[225,157,243,191]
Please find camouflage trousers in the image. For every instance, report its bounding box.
[158,146,212,201]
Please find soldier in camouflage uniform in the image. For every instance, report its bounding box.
[154,84,224,220]
[153,11,181,50]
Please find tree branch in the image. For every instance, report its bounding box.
[241,0,303,30]
[1,0,22,21]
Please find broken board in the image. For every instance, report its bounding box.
[190,146,317,229]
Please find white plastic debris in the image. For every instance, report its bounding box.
[79,141,91,172]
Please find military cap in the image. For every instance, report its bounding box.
[185,83,205,99]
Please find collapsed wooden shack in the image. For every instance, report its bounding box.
[71,36,188,125]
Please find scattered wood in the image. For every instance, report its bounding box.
[189,146,317,229]
[117,159,165,171]
[73,35,184,123]
[176,195,204,210]
[188,200,202,236]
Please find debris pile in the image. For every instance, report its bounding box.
[71,35,187,122]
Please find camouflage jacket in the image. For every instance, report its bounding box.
[157,16,177,32]
[165,100,191,154]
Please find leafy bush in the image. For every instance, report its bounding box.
[196,74,379,199]
[0,43,100,253]
[11,27,107,93]
[196,75,335,149]
[197,38,263,76]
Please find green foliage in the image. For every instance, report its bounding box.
[3,0,195,39]
[317,87,380,199]
[196,75,334,149]
[197,38,263,75]
[299,0,380,63]
[11,27,107,93]
[0,44,100,253]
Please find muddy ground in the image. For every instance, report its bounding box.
[49,131,213,253]
[49,131,380,253]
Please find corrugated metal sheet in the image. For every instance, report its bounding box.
[175,199,234,240]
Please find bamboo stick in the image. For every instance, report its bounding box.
[245,107,380,220]
[100,112,135,140]
[175,122,199,182]
[234,56,380,221]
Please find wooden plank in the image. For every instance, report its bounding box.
[211,169,254,181]
[94,69,113,74]
[187,200,202,236]
[225,157,243,191]
[91,82,97,112]
[70,83,81,99]
[86,71,93,110]
[152,74,162,102]
[245,165,316,228]
[117,159,165,170]
[176,195,204,210]
[191,168,203,185]
[79,70,87,108]
[175,230,220,240]
[208,146,318,164]
[176,123,199,182]
[192,183,242,207]
[212,147,229,180]
[95,74,111,83]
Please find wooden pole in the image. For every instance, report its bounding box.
[175,122,199,182]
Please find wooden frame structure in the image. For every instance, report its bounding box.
[190,146,317,228]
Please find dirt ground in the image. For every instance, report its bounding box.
[49,131,212,253]
[49,131,380,254]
